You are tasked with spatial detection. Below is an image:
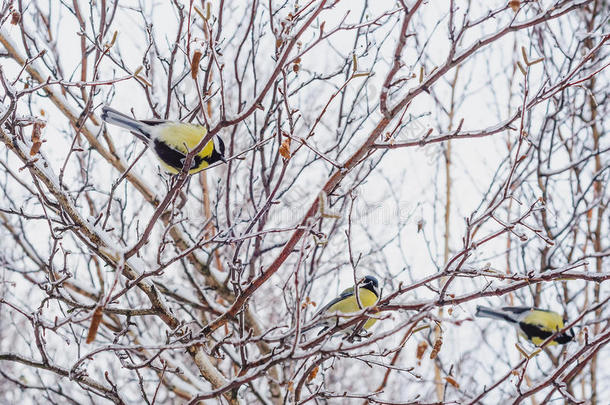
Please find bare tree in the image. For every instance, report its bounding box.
[0,0,608,404]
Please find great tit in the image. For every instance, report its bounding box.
[476,305,574,346]
[308,276,380,335]
[101,106,226,174]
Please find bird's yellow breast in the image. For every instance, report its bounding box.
[157,123,210,152]
[157,123,214,174]
[528,336,556,346]
[327,288,379,330]
[521,310,565,346]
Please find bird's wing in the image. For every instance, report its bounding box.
[140,119,168,126]
[339,286,354,296]
[500,306,533,315]
[315,287,355,316]
[153,140,202,171]
[518,321,555,343]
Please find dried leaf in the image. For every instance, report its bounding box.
[194,6,206,21]
[11,10,21,25]
[135,75,152,87]
[412,324,430,334]
[110,30,118,46]
[191,50,203,79]
[515,343,529,358]
[279,137,291,160]
[86,307,104,344]
[29,142,42,157]
[352,53,358,73]
[430,332,443,359]
[206,100,212,118]
[521,46,529,65]
[30,122,45,156]
[301,296,317,309]
[509,0,520,12]
[416,340,428,364]
[516,61,527,76]
[31,124,42,143]
[307,366,319,382]
[445,376,459,388]
[105,31,118,49]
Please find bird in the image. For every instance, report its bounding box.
[306,275,380,336]
[100,106,226,174]
[475,305,574,346]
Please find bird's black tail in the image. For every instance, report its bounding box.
[475,305,519,323]
[101,106,150,141]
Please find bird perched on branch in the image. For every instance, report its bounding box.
[305,275,380,337]
[101,106,226,174]
[475,305,574,346]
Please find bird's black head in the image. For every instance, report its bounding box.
[555,328,575,345]
[209,136,226,164]
[362,276,379,296]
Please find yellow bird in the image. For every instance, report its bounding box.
[309,276,380,335]
[101,106,225,174]
[476,305,574,345]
